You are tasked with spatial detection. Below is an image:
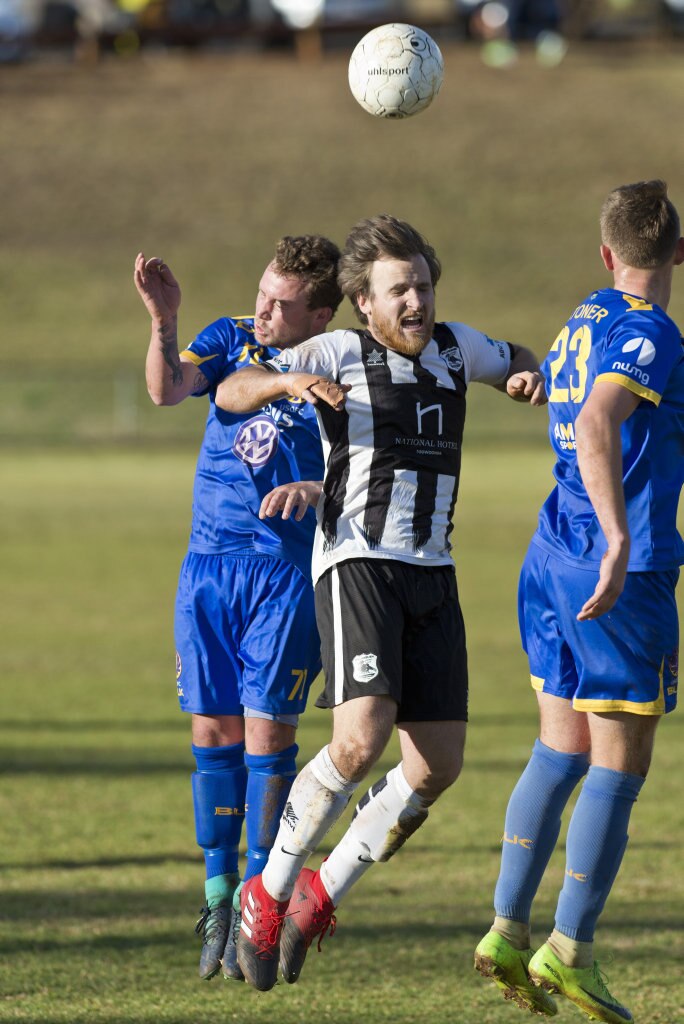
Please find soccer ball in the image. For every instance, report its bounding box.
[348,23,444,120]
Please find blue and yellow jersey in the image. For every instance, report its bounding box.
[180,316,323,579]
[534,288,684,571]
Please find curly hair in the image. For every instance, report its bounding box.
[272,235,343,314]
[600,180,680,269]
[338,215,441,324]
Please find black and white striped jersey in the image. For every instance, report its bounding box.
[266,323,511,583]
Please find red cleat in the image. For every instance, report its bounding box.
[279,868,337,984]
[237,874,289,991]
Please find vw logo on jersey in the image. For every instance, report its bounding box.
[352,652,379,683]
[440,345,464,372]
[232,414,280,466]
[622,336,656,366]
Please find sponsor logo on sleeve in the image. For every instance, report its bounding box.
[611,337,656,385]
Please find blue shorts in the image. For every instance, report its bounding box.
[519,542,679,715]
[174,552,321,718]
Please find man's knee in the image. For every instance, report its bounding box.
[329,733,385,783]
[588,710,660,778]
[329,696,396,782]
[245,716,297,756]
[415,752,463,800]
[191,713,244,747]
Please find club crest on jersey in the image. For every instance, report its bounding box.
[232,414,279,466]
[353,652,379,683]
[175,652,183,696]
[366,348,385,367]
[440,346,464,372]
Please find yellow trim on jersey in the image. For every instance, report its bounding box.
[621,294,653,312]
[530,675,544,692]
[180,350,220,366]
[594,372,662,406]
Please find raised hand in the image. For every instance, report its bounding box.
[134,252,181,323]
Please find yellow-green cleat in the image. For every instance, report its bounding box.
[528,943,633,1024]
[475,931,558,1016]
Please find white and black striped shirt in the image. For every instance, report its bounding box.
[266,323,511,584]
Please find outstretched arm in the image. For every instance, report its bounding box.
[134,253,205,406]
[216,364,350,413]
[500,345,547,406]
[575,381,640,621]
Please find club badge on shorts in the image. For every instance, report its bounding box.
[353,652,379,683]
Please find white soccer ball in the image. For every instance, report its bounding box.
[348,23,444,120]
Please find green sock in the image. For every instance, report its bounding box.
[205,872,240,909]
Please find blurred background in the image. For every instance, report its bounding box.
[2,0,684,448]
[1,0,684,66]
[2,6,683,1023]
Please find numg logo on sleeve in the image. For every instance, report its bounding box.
[612,337,656,385]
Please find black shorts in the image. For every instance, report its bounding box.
[314,559,468,722]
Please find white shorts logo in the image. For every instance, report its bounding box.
[353,653,379,683]
[232,414,280,466]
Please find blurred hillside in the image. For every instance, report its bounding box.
[2,39,684,444]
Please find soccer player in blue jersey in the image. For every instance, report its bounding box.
[475,180,684,1024]
[133,235,343,982]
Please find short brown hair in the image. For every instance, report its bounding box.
[272,235,343,313]
[600,180,680,269]
[338,215,442,324]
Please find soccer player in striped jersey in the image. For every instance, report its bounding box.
[475,181,684,1024]
[216,214,545,991]
[134,236,342,982]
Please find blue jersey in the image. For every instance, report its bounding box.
[180,316,324,579]
[534,288,684,571]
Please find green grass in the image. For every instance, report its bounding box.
[1,447,682,1023]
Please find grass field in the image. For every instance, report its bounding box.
[1,444,682,1024]
[1,31,684,1024]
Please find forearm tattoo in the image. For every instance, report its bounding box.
[159,317,183,387]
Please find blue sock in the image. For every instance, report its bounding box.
[243,743,298,882]
[192,742,247,895]
[494,739,589,924]
[555,765,644,942]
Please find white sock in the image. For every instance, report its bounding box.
[321,763,431,905]
[263,746,357,901]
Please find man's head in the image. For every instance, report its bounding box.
[338,215,441,356]
[600,180,681,270]
[254,234,343,349]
